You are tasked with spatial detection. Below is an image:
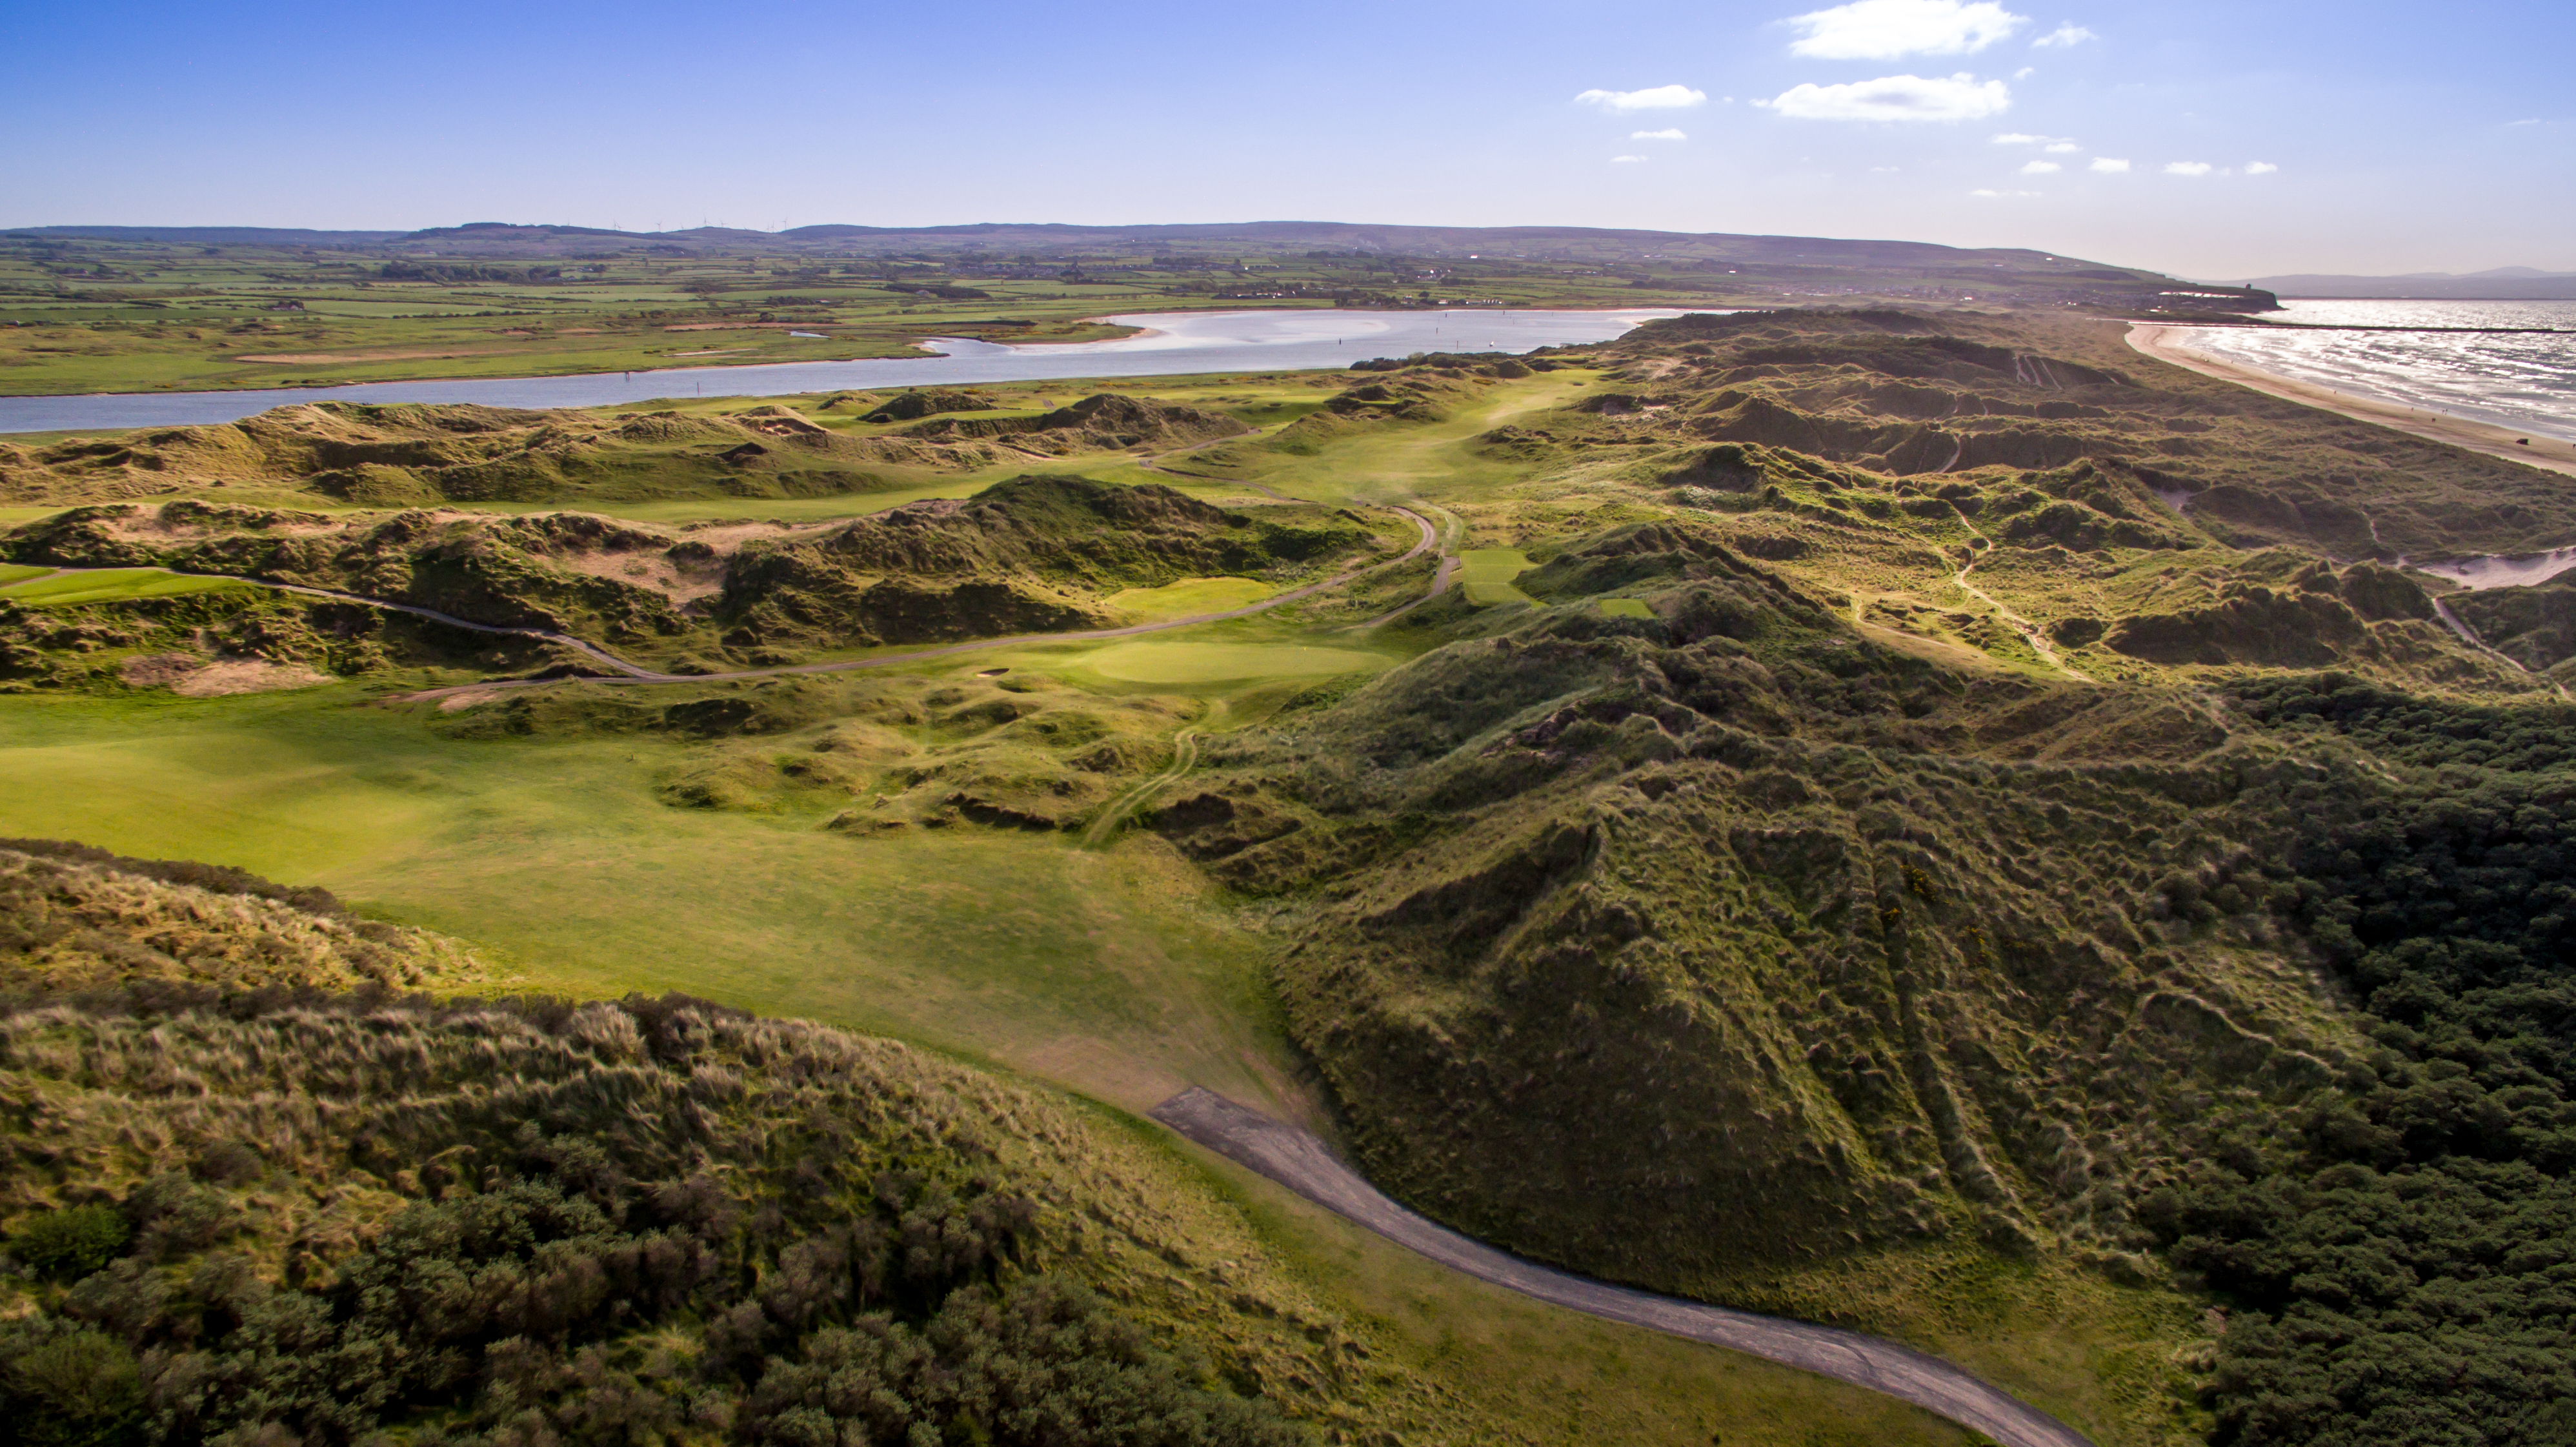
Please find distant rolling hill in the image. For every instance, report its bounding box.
[5,219,2276,314]
[2249,267,2576,299]
[15,218,2173,279]
[8,225,408,246]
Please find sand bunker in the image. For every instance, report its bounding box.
[120,653,334,696]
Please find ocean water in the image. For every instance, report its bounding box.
[0,308,1688,435]
[2173,298,2576,444]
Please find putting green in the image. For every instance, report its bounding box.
[1598,597,1655,619]
[1459,547,1534,605]
[1104,576,1277,622]
[1079,641,1392,685]
[0,568,247,605]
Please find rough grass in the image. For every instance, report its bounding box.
[0,841,488,993]
[1196,1148,1984,1447]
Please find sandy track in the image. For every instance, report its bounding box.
[1152,1087,2095,1447]
[2125,324,2576,480]
[1080,727,1201,848]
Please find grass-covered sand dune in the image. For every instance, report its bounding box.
[2,302,2573,1447]
[0,472,1389,682]
[0,844,1982,1447]
[0,844,1419,1447]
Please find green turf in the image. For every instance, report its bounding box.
[1459,547,1536,605]
[1597,597,1654,619]
[1074,640,1394,685]
[0,567,248,605]
[0,563,51,587]
[0,687,1304,1120]
[1207,373,1603,510]
[1103,576,1280,622]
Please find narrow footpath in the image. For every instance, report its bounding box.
[1152,1088,2095,1447]
[1947,505,2091,682]
[1080,725,1201,848]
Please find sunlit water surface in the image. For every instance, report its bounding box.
[0,308,1692,434]
[2173,298,2576,445]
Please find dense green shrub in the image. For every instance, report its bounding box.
[2144,724,2576,1446]
[2230,673,2576,774]
[0,989,1307,1447]
[8,1208,131,1282]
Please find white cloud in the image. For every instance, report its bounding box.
[1971,188,2040,196]
[1765,72,2010,121]
[2165,160,2213,176]
[1611,154,1649,163]
[2245,160,2279,174]
[1785,0,2026,59]
[2089,156,2130,172]
[2015,65,2035,78]
[1575,85,1709,112]
[2020,159,2061,174]
[2044,140,2080,152]
[2031,22,2095,46]
[1991,130,2068,145]
[1630,128,1689,140]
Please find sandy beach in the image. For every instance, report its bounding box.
[2127,323,2576,481]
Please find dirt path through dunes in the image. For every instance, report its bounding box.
[1152,1087,2097,1447]
[1947,507,2091,682]
[25,506,1441,702]
[1080,726,1202,848]
[2428,596,2574,701]
[2126,324,2576,480]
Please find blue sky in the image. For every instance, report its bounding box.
[3,0,2568,278]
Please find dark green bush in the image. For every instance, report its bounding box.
[0,991,1303,1447]
[2148,751,2576,1446]
[8,1208,130,1282]
[2230,673,2576,775]
[0,1322,145,1447]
